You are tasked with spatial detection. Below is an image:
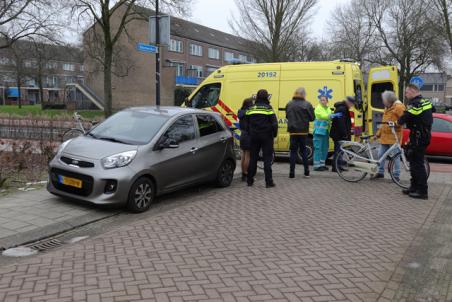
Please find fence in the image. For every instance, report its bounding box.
[0,117,91,141]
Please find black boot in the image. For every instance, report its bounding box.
[409,191,428,200]
[266,182,275,188]
[241,174,247,182]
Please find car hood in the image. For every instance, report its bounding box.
[62,136,139,160]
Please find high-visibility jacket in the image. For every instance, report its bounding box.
[398,95,433,147]
[245,102,278,138]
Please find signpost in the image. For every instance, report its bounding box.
[410,76,425,89]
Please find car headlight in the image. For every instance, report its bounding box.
[57,139,71,155]
[101,150,137,169]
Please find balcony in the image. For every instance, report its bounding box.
[175,76,203,86]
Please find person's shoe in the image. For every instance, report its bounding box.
[402,188,414,195]
[304,171,310,178]
[247,179,254,187]
[241,174,247,182]
[266,182,275,188]
[289,172,295,179]
[372,173,384,179]
[409,192,428,200]
[331,167,337,173]
[313,167,323,172]
[320,166,329,171]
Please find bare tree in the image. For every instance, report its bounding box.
[363,0,446,100]
[0,0,62,49]
[328,0,376,67]
[232,0,318,62]
[432,0,452,55]
[71,0,189,117]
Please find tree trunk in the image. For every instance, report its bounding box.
[103,46,113,117]
[16,75,22,109]
[38,75,44,109]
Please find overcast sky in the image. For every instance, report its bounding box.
[189,0,350,38]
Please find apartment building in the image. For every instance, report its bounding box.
[84,5,254,109]
[0,40,84,105]
[417,72,447,105]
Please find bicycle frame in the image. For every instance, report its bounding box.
[340,123,409,171]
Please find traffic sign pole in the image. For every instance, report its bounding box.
[155,0,161,107]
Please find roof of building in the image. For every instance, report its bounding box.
[134,6,251,53]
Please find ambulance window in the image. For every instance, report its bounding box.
[354,80,363,110]
[190,83,221,109]
[371,82,394,109]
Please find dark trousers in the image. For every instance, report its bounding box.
[248,134,274,185]
[289,135,309,174]
[409,147,428,194]
[332,140,343,171]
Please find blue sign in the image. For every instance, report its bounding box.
[137,43,158,54]
[318,86,333,99]
[410,76,424,89]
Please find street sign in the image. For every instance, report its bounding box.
[410,76,425,89]
[136,43,158,54]
[149,15,170,46]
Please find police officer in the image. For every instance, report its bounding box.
[246,89,278,188]
[398,84,433,199]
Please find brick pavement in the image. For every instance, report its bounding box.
[0,171,448,302]
[0,189,117,250]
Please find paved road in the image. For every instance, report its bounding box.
[0,166,451,302]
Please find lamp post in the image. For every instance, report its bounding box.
[155,0,161,106]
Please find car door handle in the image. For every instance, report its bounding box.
[190,147,198,153]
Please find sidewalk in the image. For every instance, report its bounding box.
[0,189,118,250]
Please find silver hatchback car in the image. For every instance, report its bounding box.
[47,107,236,212]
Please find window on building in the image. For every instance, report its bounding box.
[208,48,220,60]
[189,65,203,78]
[196,114,223,137]
[46,61,58,69]
[224,51,234,62]
[46,76,58,87]
[239,54,247,62]
[0,57,10,65]
[80,65,85,72]
[436,84,445,91]
[169,39,183,53]
[190,43,203,56]
[420,84,433,91]
[24,60,37,68]
[206,66,218,76]
[63,63,75,71]
[170,62,185,77]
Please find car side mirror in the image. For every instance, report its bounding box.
[158,138,179,149]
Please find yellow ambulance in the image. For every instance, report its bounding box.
[186,60,398,159]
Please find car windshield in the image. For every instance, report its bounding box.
[88,110,169,145]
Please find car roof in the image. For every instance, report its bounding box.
[124,106,211,117]
[433,113,452,122]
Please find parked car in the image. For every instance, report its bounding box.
[47,107,236,212]
[402,113,452,157]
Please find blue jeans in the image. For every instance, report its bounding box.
[313,134,329,168]
[289,135,309,174]
[378,144,400,177]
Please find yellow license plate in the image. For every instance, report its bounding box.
[59,176,83,188]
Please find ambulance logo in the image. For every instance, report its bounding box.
[318,86,333,99]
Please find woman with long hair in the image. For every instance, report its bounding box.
[237,97,254,181]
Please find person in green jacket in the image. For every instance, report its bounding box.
[313,96,333,171]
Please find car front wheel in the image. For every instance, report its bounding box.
[127,177,155,213]
[216,159,235,187]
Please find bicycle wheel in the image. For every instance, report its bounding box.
[389,153,430,189]
[335,150,368,182]
[62,128,84,142]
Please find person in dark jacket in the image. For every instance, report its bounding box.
[330,96,355,172]
[398,84,433,199]
[285,87,315,178]
[238,97,254,181]
[246,89,278,188]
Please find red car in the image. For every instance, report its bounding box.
[402,113,452,156]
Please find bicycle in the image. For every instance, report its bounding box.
[335,121,430,189]
[62,112,98,142]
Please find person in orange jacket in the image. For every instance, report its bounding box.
[374,90,406,180]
